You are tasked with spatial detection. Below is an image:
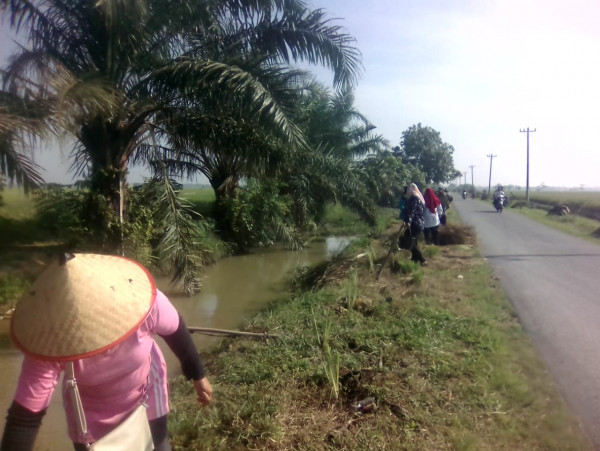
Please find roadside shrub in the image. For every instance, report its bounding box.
[0,273,29,307]
[224,180,303,252]
[32,183,225,277]
[34,186,119,249]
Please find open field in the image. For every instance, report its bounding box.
[509,191,600,221]
[0,188,37,219]
[512,191,600,208]
[504,190,600,242]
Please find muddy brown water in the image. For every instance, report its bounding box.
[0,237,351,450]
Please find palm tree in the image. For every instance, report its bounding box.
[280,84,387,227]
[2,0,360,205]
[0,0,362,290]
[0,91,46,198]
[149,64,311,239]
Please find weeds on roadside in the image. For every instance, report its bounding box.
[168,233,588,450]
[365,244,376,272]
[342,268,359,310]
[311,308,341,399]
[423,245,441,258]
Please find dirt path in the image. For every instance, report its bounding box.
[454,198,600,449]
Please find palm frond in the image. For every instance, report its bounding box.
[151,172,203,295]
[152,58,306,147]
[0,135,45,191]
[249,7,363,89]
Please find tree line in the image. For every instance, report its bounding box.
[0,0,459,294]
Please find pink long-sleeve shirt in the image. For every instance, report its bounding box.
[13,290,179,444]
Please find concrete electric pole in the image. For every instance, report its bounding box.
[487,154,497,195]
[468,165,475,197]
[519,127,536,203]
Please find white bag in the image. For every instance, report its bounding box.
[90,403,153,451]
[66,362,154,451]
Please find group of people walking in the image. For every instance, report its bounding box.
[399,184,451,265]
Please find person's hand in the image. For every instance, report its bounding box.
[193,377,213,407]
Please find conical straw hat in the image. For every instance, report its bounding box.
[11,253,156,361]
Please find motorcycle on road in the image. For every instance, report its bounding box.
[493,193,509,213]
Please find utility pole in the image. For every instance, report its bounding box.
[468,165,475,196]
[464,172,467,185]
[520,127,536,203]
[486,154,497,194]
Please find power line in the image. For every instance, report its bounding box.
[487,154,497,194]
[520,127,536,203]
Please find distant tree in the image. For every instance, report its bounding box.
[359,149,424,207]
[396,123,459,184]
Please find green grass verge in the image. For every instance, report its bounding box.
[508,191,600,241]
[168,222,588,450]
[510,205,600,243]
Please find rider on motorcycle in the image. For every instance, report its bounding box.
[494,185,505,200]
[493,185,506,211]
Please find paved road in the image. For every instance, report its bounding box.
[453,198,600,449]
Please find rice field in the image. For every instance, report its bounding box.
[512,190,600,208]
[0,188,37,220]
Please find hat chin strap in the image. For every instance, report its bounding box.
[65,362,91,448]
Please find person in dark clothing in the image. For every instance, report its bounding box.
[404,183,427,265]
[437,187,452,212]
[398,186,408,221]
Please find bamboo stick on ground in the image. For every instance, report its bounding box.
[188,327,279,339]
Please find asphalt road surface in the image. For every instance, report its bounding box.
[453,198,600,449]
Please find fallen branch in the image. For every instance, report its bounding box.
[188,327,279,339]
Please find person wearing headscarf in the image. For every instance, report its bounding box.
[423,188,444,245]
[1,253,213,451]
[403,183,427,265]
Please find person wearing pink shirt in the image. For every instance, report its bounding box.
[0,253,213,451]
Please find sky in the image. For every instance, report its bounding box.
[2,0,600,189]
[308,0,600,189]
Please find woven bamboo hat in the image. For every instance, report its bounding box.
[10,253,156,361]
